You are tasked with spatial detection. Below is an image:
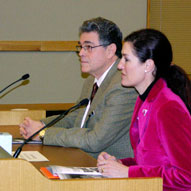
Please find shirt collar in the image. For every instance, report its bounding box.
[140,79,158,101]
[94,62,115,87]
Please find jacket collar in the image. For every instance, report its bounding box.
[87,59,120,114]
[90,59,119,106]
[146,78,167,102]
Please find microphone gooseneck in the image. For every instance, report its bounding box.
[0,73,30,94]
[13,98,89,158]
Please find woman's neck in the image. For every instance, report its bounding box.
[136,77,155,95]
[139,79,158,101]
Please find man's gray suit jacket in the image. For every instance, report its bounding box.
[43,60,138,159]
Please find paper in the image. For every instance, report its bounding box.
[40,166,103,180]
[12,151,49,162]
[48,166,102,179]
[50,166,101,175]
[12,138,42,144]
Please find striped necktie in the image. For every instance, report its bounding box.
[90,83,98,102]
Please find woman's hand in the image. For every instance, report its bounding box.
[97,152,129,178]
[97,152,117,163]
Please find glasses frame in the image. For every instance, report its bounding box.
[76,44,110,53]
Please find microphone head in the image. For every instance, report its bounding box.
[21,74,30,80]
[79,98,89,106]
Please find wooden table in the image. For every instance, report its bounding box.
[0,125,162,191]
[0,125,21,138]
[0,125,96,169]
[13,144,97,170]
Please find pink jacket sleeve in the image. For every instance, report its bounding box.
[120,158,136,166]
[127,102,191,189]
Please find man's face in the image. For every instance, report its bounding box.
[78,32,109,79]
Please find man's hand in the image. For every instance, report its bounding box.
[19,117,44,140]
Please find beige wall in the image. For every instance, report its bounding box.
[148,0,191,76]
[0,0,147,104]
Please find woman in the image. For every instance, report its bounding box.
[97,29,191,191]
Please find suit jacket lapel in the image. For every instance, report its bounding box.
[85,59,119,122]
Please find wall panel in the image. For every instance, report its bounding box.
[148,0,191,75]
[0,0,147,104]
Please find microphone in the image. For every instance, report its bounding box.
[13,98,89,158]
[0,73,30,94]
[21,74,30,80]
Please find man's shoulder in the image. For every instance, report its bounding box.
[109,69,123,83]
[106,70,136,93]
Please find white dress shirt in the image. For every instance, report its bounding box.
[80,63,114,128]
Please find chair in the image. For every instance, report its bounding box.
[0,109,46,125]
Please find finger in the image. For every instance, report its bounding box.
[22,117,33,127]
[20,120,29,128]
[98,152,107,159]
[108,156,117,161]
[97,156,105,163]
[99,168,111,177]
[103,152,112,160]
[19,126,25,134]
[22,134,29,139]
[98,166,105,173]
[24,116,31,121]
[97,153,107,164]
[20,127,27,137]
[23,117,31,126]
[97,159,107,167]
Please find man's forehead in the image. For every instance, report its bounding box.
[78,40,93,45]
[79,32,100,44]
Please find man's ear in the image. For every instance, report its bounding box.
[106,43,117,58]
[144,59,155,73]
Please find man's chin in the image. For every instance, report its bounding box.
[121,80,128,87]
[81,67,90,74]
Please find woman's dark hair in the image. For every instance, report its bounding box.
[124,28,191,113]
[79,17,122,58]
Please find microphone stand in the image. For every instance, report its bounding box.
[13,98,89,158]
[0,74,30,94]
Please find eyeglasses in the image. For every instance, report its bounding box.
[76,44,110,53]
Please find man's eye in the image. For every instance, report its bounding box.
[85,45,92,49]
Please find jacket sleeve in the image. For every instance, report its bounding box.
[128,101,191,189]
[120,158,136,166]
[43,84,137,153]
[41,106,81,129]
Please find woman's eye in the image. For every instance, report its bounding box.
[125,58,129,62]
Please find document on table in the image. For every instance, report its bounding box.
[12,138,42,144]
[12,151,49,162]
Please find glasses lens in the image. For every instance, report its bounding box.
[76,45,82,52]
[85,45,92,52]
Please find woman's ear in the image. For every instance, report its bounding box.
[106,43,117,58]
[144,59,155,73]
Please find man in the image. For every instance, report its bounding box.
[20,17,137,159]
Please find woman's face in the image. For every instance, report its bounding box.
[118,42,147,94]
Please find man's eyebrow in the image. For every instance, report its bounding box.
[78,41,94,45]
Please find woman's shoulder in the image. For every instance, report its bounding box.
[146,79,189,114]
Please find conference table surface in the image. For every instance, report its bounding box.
[0,125,97,170]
